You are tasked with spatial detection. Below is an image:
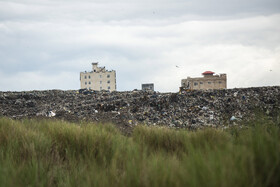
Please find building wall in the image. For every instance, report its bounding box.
[80,63,116,91]
[142,83,154,91]
[181,74,226,90]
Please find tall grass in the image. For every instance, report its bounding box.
[0,117,279,187]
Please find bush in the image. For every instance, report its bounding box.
[0,117,279,186]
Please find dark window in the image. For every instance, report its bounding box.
[107,75,110,78]
[200,82,203,84]
[85,82,87,85]
[107,80,110,84]
[208,82,211,84]
[108,86,110,90]
[194,82,198,86]
[88,75,91,79]
[84,76,87,79]
[89,82,91,84]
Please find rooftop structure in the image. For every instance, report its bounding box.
[142,83,154,91]
[202,71,215,75]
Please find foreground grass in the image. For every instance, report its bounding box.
[0,117,279,187]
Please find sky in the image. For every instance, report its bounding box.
[0,0,279,92]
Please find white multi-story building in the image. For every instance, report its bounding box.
[80,62,116,91]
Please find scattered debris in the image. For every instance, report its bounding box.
[47,111,56,117]
[230,116,237,121]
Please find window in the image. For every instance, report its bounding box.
[94,70,96,72]
[89,81,91,84]
[100,81,102,84]
[100,75,102,78]
[107,80,110,84]
[108,86,110,90]
[84,76,87,79]
[200,82,203,84]
[219,81,222,84]
[107,75,110,78]
[85,82,87,85]
[194,82,198,86]
[88,75,91,79]
[208,82,211,84]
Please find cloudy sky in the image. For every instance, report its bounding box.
[0,0,279,92]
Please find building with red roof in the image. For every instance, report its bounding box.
[181,71,227,91]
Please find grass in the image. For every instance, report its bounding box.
[0,116,279,187]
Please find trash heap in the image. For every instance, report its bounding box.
[0,86,279,131]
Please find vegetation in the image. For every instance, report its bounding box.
[0,116,279,187]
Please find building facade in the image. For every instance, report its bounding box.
[181,71,227,90]
[80,62,116,91]
[142,83,154,91]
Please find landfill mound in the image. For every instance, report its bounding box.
[0,86,279,133]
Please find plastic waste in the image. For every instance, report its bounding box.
[230,116,237,121]
[47,111,56,117]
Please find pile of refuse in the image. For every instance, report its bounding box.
[0,86,279,132]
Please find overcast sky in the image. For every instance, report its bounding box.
[0,0,279,92]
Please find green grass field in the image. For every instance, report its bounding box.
[0,116,279,187]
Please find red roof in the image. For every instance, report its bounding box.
[202,71,215,75]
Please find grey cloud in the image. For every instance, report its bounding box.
[0,0,279,91]
[0,0,279,23]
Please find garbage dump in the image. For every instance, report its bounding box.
[0,86,279,133]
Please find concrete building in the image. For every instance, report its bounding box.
[181,71,227,90]
[80,62,116,91]
[142,83,154,91]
